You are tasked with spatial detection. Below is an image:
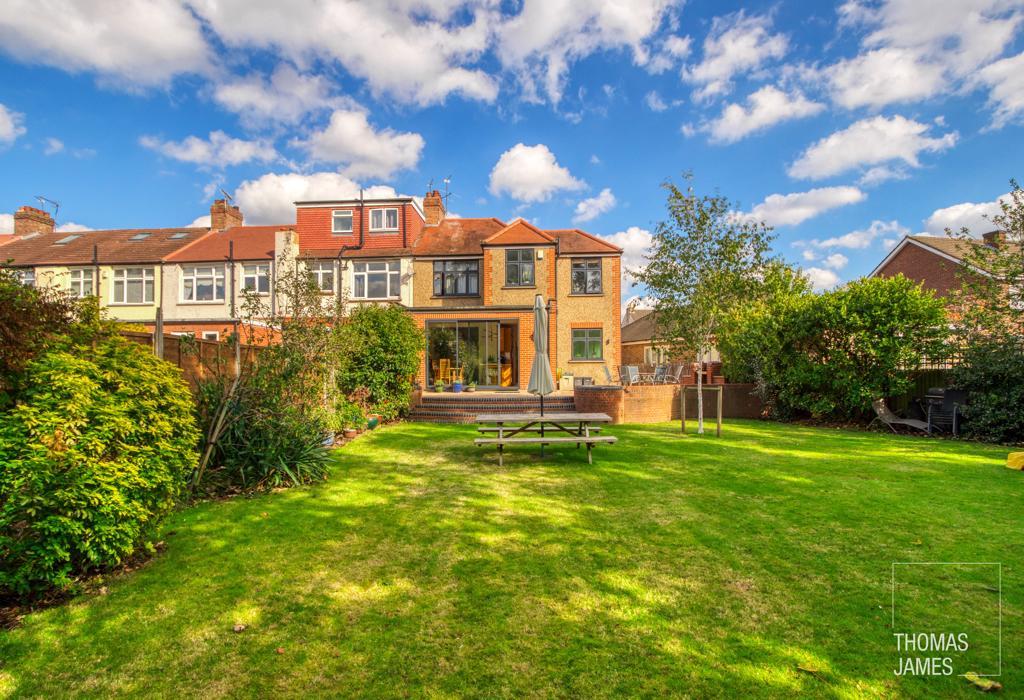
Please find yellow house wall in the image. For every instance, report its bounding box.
[99,264,161,322]
[553,255,621,382]
[410,258,483,307]
[488,245,555,306]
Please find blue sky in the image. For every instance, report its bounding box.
[1,0,1022,303]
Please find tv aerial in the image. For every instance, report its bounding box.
[35,195,60,219]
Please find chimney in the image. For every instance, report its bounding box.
[423,189,445,226]
[14,205,55,237]
[982,230,1005,249]
[210,199,243,230]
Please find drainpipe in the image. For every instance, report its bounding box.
[228,240,236,318]
[359,188,365,249]
[92,244,100,299]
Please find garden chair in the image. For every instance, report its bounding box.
[622,365,641,386]
[602,364,616,385]
[869,399,931,434]
[662,364,684,384]
[652,365,668,384]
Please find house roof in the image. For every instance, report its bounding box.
[411,217,506,256]
[869,232,1017,278]
[484,218,555,246]
[621,311,658,343]
[0,227,210,266]
[166,225,290,263]
[545,228,622,254]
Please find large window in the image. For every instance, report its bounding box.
[505,249,534,287]
[69,268,94,297]
[433,260,479,296]
[111,267,155,304]
[181,265,225,302]
[242,263,270,294]
[571,328,603,361]
[644,346,667,365]
[332,210,353,234]
[571,259,602,294]
[353,260,401,299]
[369,207,399,232]
[310,261,335,293]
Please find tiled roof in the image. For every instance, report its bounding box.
[167,225,289,262]
[411,218,506,256]
[909,233,1021,261]
[0,227,210,266]
[484,219,555,246]
[621,312,658,343]
[545,228,622,254]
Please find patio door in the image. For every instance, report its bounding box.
[427,320,517,388]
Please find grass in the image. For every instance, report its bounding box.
[0,420,1020,698]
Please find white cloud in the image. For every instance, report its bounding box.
[291,108,424,180]
[882,237,899,250]
[744,186,866,227]
[822,252,849,270]
[683,12,788,101]
[707,85,824,143]
[644,90,669,112]
[826,48,945,110]
[646,34,692,74]
[234,172,400,225]
[56,222,92,232]
[0,0,210,87]
[809,219,908,249]
[489,143,584,202]
[598,226,652,281]
[140,130,278,168]
[589,154,601,165]
[43,137,64,155]
[573,188,617,223]
[0,103,26,145]
[923,191,1013,235]
[787,115,957,181]
[213,64,352,126]
[495,0,679,103]
[187,215,212,228]
[804,267,840,291]
[976,52,1024,129]
[801,249,817,262]
[0,213,13,234]
[857,165,911,187]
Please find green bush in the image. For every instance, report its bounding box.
[953,336,1024,444]
[0,336,199,596]
[720,275,947,419]
[337,305,422,421]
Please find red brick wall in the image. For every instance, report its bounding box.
[574,386,624,423]
[875,242,973,298]
[296,202,422,252]
[575,383,763,423]
[622,343,645,364]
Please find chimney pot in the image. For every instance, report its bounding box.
[423,190,445,226]
[14,205,55,237]
[210,199,243,230]
[982,230,1005,249]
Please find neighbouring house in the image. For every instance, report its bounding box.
[620,309,721,368]
[0,200,294,340]
[869,231,1009,297]
[4,191,623,389]
[292,190,623,388]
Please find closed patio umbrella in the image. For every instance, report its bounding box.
[527,294,555,417]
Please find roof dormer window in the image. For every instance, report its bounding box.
[332,210,353,234]
[369,207,399,232]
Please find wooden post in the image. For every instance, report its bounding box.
[680,387,687,433]
[716,385,723,437]
[154,307,164,359]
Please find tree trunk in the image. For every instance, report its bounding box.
[696,345,705,435]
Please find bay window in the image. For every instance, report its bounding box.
[111,267,155,304]
[181,265,225,302]
[353,260,401,299]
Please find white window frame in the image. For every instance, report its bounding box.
[644,346,667,365]
[352,260,401,299]
[201,331,220,341]
[68,268,94,298]
[16,269,35,287]
[242,263,271,295]
[369,207,399,232]
[332,209,354,234]
[110,267,155,305]
[180,265,226,303]
[311,261,336,293]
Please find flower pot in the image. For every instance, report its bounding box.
[434,385,445,393]
[465,386,476,393]
[453,382,463,393]
[343,428,358,439]
[366,416,380,430]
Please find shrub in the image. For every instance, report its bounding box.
[337,305,422,421]
[953,336,1024,444]
[0,336,199,596]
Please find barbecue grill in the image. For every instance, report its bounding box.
[922,387,967,436]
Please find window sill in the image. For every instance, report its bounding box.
[569,359,604,364]
[502,285,536,290]
[178,300,226,305]
[351,297,401,302]
[430,295,481,300]
[108,302,154,307]
[368,229,400,234]
[568,292,604,297]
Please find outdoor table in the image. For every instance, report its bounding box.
[474,412,616,466]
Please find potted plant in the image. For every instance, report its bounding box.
[435,381,446,393]
[465,381,477,393]
[337,399,365,440]
[453,379,463,393]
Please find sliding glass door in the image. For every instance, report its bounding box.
[427,320,517,388]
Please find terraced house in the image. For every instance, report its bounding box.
[3,191,622,389]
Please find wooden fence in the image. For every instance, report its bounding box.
[121,331,264,390]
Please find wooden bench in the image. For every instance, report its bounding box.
[474,436,617,466]
[477,425,603,434]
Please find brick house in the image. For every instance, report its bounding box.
[869,231,1007,297]
[291,190,622,389]
[620,309,720,369]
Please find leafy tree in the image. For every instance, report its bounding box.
[634,176,775,433]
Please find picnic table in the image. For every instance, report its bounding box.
[474,412,617,466]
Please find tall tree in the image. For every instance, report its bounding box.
[635,176,775,433]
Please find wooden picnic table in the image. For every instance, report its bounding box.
[474,412,617,466]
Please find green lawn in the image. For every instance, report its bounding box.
[1,421,1020,698]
